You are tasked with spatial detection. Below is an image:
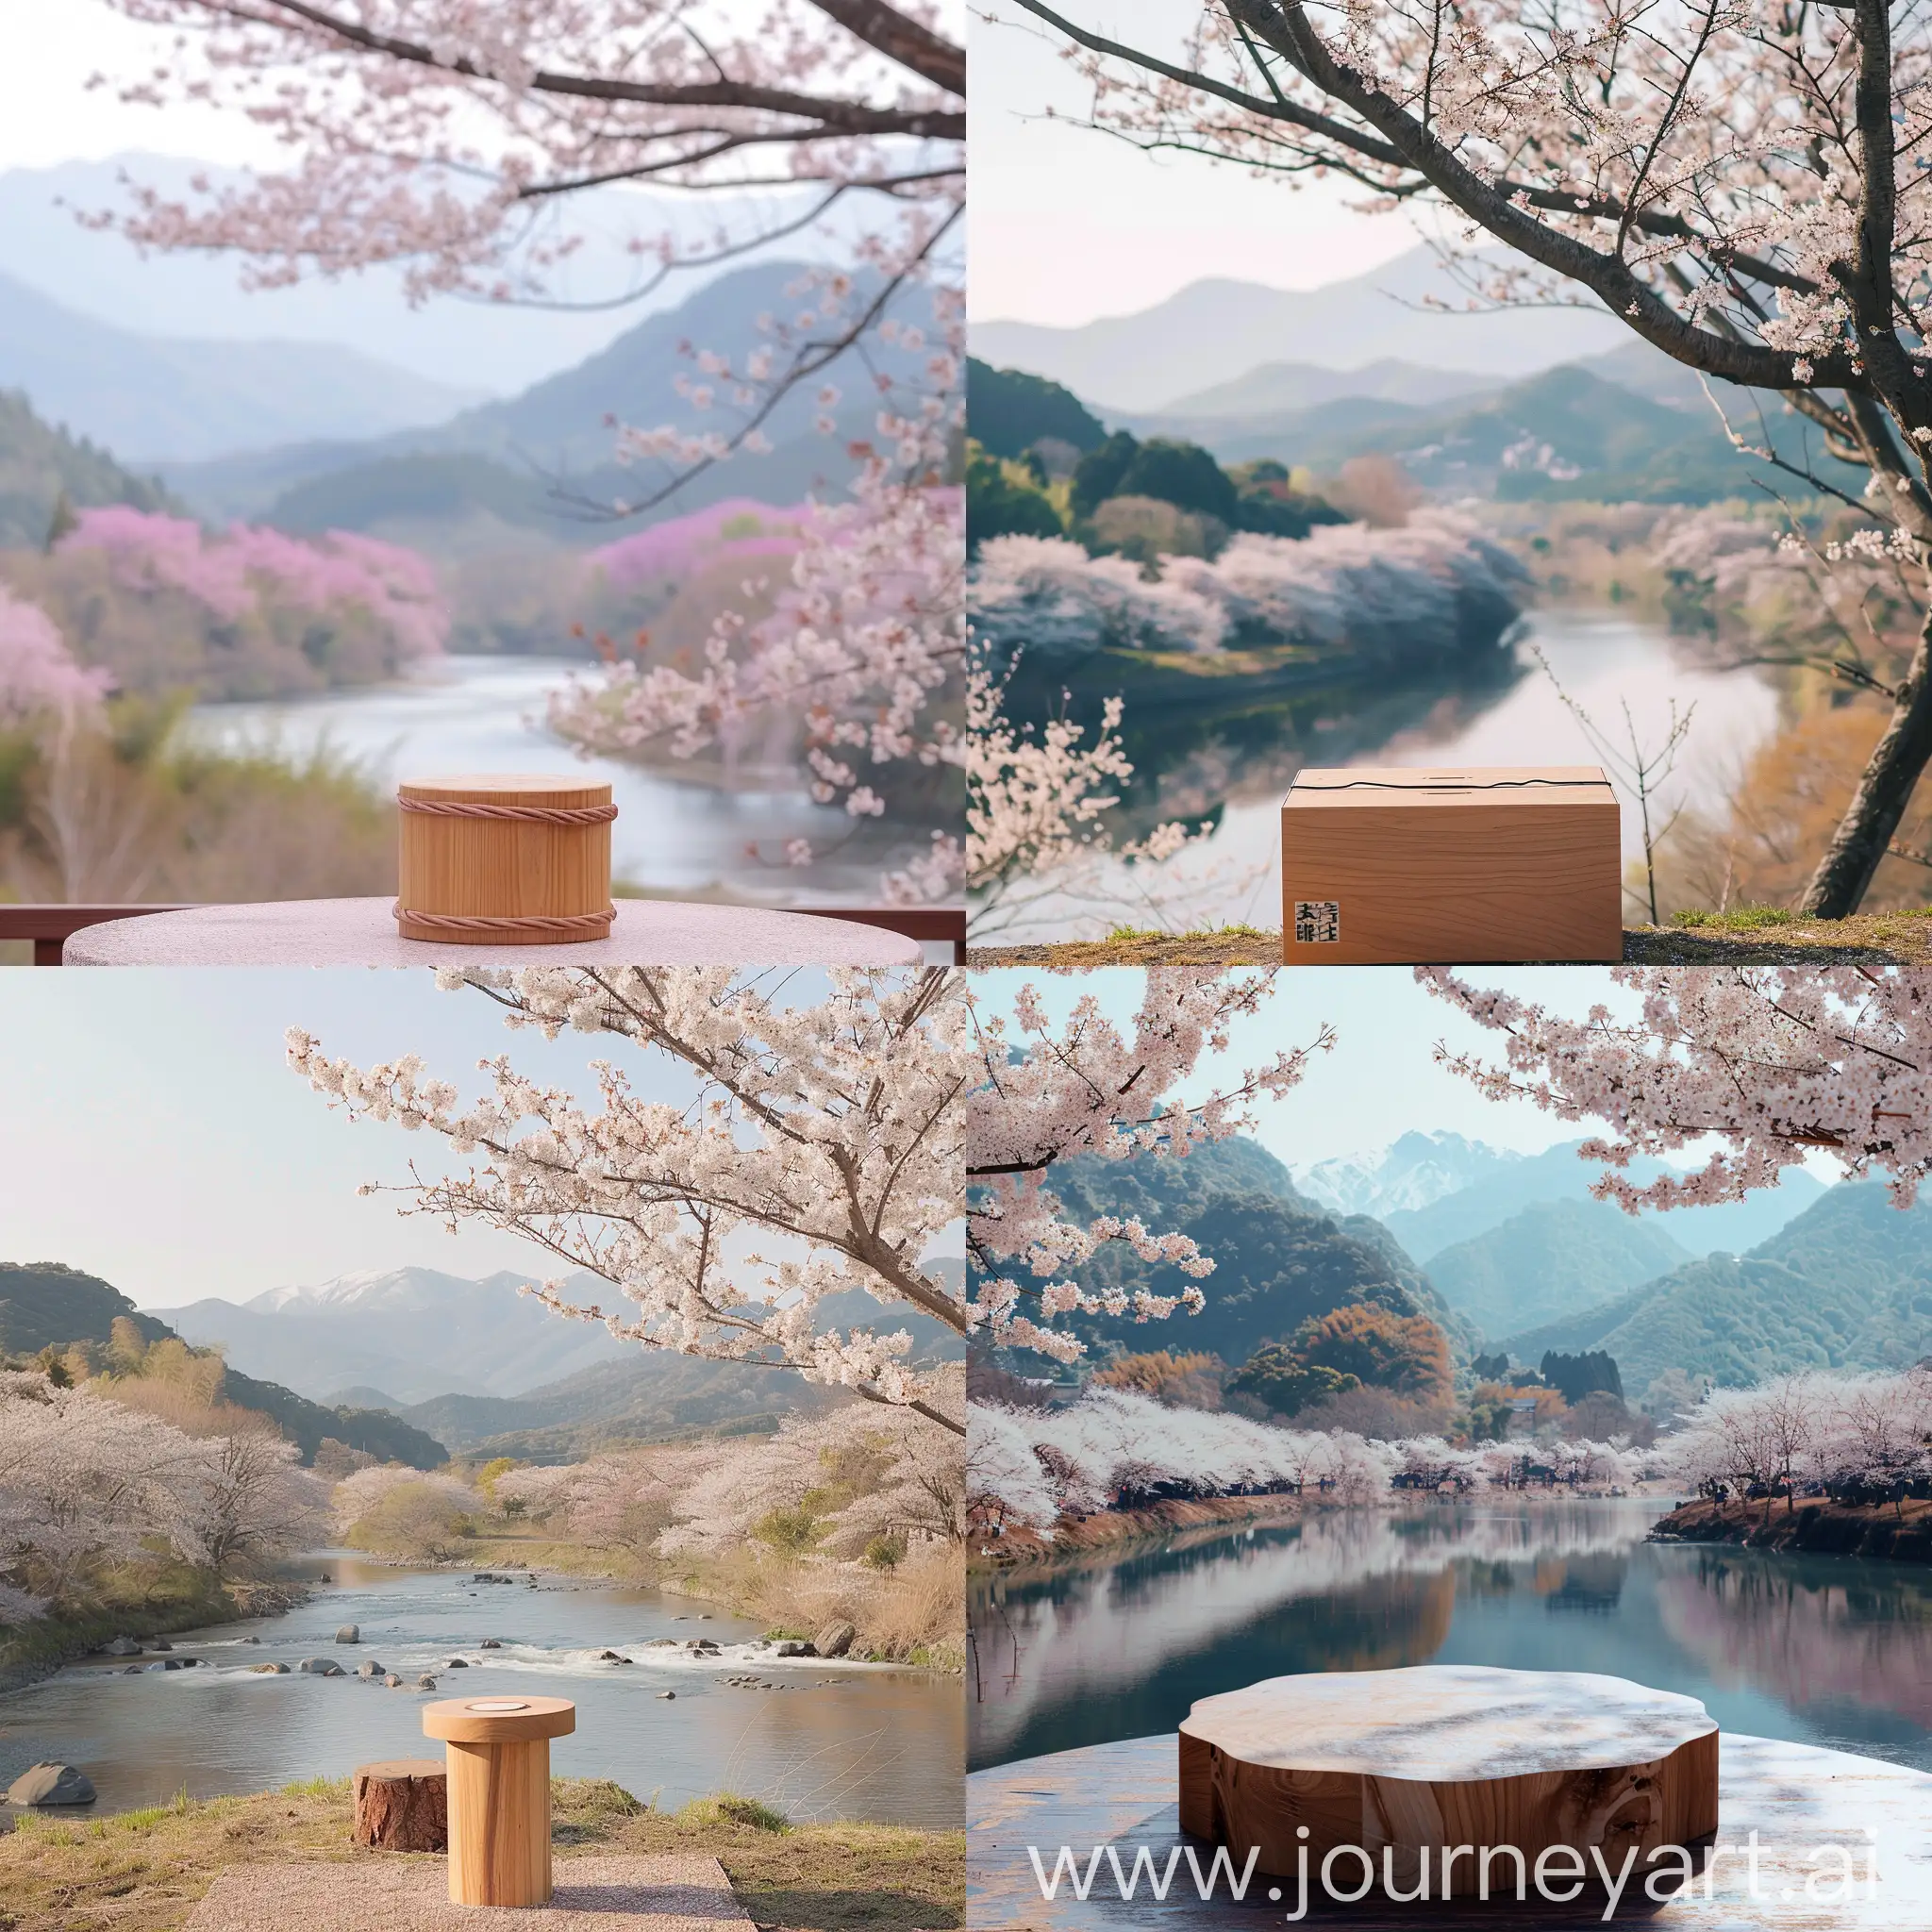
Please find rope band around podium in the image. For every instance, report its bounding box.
[397,796,619,825]
[392,902,616,939]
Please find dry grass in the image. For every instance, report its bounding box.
[0,1778,962,1932]
[971,911,1932,968]
[690,1548,963,1670]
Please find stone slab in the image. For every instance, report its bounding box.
[184,1854,752,1932]
[970,1731,1932,1927]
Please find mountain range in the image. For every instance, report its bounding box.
[0,268,485,463]
[1308,1131,1827,1264]
[972,247,1632,412]
[1498,1185,1932,1395]
[154,1260,965,1461]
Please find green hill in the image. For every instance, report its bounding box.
[967,358,1107,460]
[0,388,175,550]
[985,1135,1465,1371]
[0,1260,445,1469]
[1424,1199,1693,1341]
[1499,1185,1932,1397]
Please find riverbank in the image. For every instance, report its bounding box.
[0,1775,963,1932]
[0,1577,311,1696]
[1652,1494,1932,1560]
[967,908,1932,967]
[973,1491,1307,1573]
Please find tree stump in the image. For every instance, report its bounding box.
[1178,1665,1718,1895]
[352,1758,448,1852]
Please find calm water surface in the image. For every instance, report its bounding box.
[182,655,890,902]
[0,1557,962,1824]
[968,1500,1932,1773]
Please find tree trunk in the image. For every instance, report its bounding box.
[1800,601,1932,915]
[353,1758,448,1852]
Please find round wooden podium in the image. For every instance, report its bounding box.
[422,1694,575,1906]
[1178,1666,1717,1894]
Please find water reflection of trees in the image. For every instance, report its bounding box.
[968,1502,1661,1761]
[1655,1549,1932,1729]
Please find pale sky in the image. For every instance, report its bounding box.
[969,0,1420,325]
[0,970,851,1309]
[0,1,282,169]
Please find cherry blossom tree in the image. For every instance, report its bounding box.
[170,1419,327,1575]
[288,965,969,1434]
[0,588,113,724]
[94,1,965,894]
[967,970,1333,1362]
[1421,966,1932,1210]
[1003,0,1932,916]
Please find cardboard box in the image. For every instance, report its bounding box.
[1280,765,1621,964]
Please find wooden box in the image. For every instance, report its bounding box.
[395,774,616,945]
[1280,764,1620,964]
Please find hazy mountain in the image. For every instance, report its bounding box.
[1499,1185,1932,1398]
[1372,1141,1825,1263]
[157,257,935,534]
[0,387,176,549]
[0,1262,443,1469]
[1424,1199,1694,1341]
[0,155,876,395]
[1297,1131,1526,1222]
[0,269,485,464]
[1139,358,1497,426]
[154,1267,635,1406]
[159,1262,966,1422]
[971,248,1630,411]
[367,1276,964,1461]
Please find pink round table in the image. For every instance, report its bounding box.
[62,898,924,966]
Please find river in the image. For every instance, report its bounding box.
[968,1500,1932,1775]
[985,607,1784,941]
[0,1557,962,1825]
[181,655,898,904]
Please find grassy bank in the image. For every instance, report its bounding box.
[968,908,1932,968]
[0,1571,307,1695]
[1653,1494,1932,1561]
[0,1776,963,1932]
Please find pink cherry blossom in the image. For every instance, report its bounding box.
[0,588,114,723]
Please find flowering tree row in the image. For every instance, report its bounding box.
[492,1387,963,1564]
[970,513,1526,664]
[0,1370,325,1624]
[1660,1368,1932,1507]
[968,1386,1641,1536]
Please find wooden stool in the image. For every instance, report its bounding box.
[1178,1665,1716,1893]
[422,1694,575,1906]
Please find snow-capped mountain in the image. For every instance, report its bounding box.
[1294,1132,1524,1221]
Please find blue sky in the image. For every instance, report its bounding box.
[0,971,762,1307]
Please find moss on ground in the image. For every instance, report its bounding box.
[0,1777,962,1932]
[968,908,1932,968]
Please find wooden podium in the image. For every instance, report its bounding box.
[422,1694,575,1906]
[1280,765,1621,964]
[1178,1666,1717,1893]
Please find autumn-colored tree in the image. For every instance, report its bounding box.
[1090,1350,1225,1410]
[1296,1304,1454,1407]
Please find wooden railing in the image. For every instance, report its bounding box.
[0,903,965,967]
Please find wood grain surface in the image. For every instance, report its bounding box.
[425,1696,574,1906]
[1280,765,1620,965]
[396,774,613,942]
[1177,1669,1716,1895]
[971,1730,1931,1927]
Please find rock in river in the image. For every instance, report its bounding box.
[7,1763,96,1807]
[252,1663,290,1674]
[335,1624,359,1644]
[357,1661,386,1678]
[479,1639,502,1649]
[299,1657,345,1676]
[814,1621,857,1658]
[101,1636,142,1657]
